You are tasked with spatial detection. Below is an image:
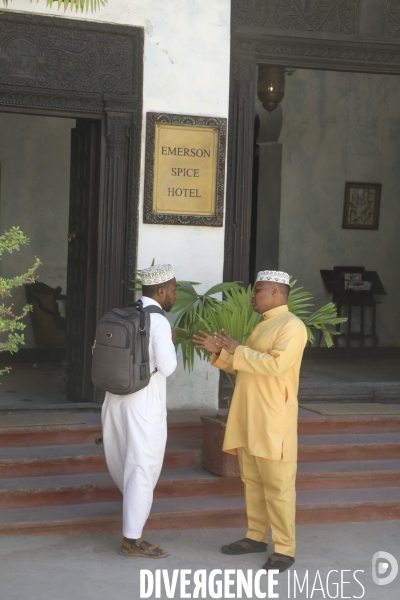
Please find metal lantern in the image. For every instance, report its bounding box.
[257,65,285,112]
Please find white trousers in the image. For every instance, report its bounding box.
[101,373,167,539]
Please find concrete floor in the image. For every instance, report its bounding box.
[0,523,398,599]
[0,359,399,408]
[300,358,400,384]
[0,362,66,406]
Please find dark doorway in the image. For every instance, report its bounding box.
[0,12,143,407]
[66,119,100,402]
[0,114,101,406]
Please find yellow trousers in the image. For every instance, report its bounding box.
[237,447,297,557]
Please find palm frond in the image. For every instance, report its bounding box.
[175,275,347,371]
[130,267,347,370]
[302,302,347,347]
[48,0,106,11]
[174,285,261,372]
[287,282,314,315]
[2,0,107,10]
[223,285,259,322]
[204,281,242,296]
[172,280,242,331]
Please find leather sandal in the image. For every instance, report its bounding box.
[119,537,169,558]
[263,553,295,573]
[221,537,268,555]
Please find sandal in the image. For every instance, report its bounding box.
[263,553,295,573]
[221,537,268,555]
[119,537,169,558]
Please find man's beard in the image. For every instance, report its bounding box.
[163,293,173,312]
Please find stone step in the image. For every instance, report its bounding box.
[296,459,400,490]
[0,467,242,509]
[0,413,204,448]
[297,414,400,435]
[0,486,399,535]
[298,432,400,462]
[1,459,399,510]
[0,424,102,449]
[1,410,399,449]
[1,432,399,478]
[0,413,102,448]
[0,439,203,478]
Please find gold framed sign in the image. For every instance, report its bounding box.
[144,113,227,226]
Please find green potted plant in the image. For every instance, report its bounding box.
[0,227,41,375]
[132,268,346,476]
[173,279,347,476]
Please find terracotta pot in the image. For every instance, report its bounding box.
[201,416,240,477]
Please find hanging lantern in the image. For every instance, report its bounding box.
[257,65,285,112]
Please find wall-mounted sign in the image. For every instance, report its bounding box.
[144,113,226,226]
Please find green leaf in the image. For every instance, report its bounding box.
[203,281,242,296]
[131,268,347,372]
[174,275,347,373]
[0,227,40,365]
[43,0,107,11]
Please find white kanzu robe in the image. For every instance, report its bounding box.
[101,296,177,539]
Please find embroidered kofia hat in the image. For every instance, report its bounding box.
[141,264,174,285]
[255,270,290,285]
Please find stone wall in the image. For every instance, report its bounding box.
[3,1,231,408]
[278,70,400,346]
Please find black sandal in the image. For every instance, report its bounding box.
[263,553,295,573]
[221,538,268,555]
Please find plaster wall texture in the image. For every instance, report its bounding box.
[3,1,231,408]
[279,70,400,346]
[0,112,73,347]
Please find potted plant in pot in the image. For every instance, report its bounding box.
[173,279,347,477]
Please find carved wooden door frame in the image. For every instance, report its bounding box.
[226,0,400,286]
[0,12,143,401]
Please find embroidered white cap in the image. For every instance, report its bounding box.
[141,264,175,285]
[255,270,290,285]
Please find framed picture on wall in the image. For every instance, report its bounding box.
[342,182,381,230]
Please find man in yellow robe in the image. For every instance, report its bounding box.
[194,270,307,573]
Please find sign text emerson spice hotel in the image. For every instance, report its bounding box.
[144,113,227,227]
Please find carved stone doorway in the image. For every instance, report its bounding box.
[225,0,400,287]
[0,12,143,404]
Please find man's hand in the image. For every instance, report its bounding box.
[214,329,241,355]
[193,330,221,354]
[171,329,177,344]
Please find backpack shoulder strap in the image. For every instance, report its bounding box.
[143,305,164,316]
[133,300,149,364]
[136,297,165,317]
[133,300,166,363]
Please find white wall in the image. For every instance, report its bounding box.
[0,113,73,347]
[5,1,231,408]
[279,70,400,346]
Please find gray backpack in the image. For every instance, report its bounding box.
[91,300,163,395]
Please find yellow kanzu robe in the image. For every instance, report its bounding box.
[211,305,308,462]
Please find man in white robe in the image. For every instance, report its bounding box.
[102,264,177,557]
